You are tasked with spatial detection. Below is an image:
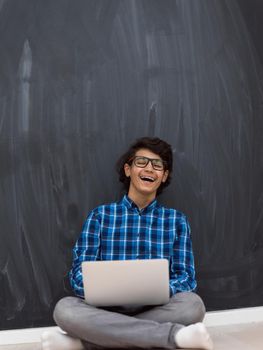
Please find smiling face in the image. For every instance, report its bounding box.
[124,148,169,205]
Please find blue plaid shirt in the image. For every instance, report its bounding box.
[69,195,197,298]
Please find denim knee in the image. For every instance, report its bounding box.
[53,296,77,328]
[172,292,206,324]
[188,292,206,322]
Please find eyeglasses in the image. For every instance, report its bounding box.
[132,156,166,171]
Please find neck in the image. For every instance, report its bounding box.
[127,192,156,209]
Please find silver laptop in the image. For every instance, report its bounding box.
[82,259,169,307]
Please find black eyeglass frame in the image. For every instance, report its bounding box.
[130,156,167,171]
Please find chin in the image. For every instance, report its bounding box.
[140,187,158,196]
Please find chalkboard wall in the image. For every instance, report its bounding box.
[0,0,263,330]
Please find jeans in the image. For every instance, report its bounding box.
[53,292,206,349]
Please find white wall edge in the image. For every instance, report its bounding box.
[203,305,263,327]
[1,306,263,345]
[0,326,60,345]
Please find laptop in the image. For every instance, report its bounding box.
[82,259,170,307]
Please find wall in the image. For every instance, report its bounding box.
[0,0,263,330]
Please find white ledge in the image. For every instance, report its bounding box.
[203,306,263,327]
[0,306,263,345]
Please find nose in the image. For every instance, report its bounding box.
[145,161,154,171]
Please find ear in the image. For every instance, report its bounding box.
[124,163,131,177]
[162,170,169,183]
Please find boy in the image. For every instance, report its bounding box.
[42,137,213,350]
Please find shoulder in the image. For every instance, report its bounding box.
[88,199,123,218]
[156,203,188,221]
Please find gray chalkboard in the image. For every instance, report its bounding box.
[0,0,263,330]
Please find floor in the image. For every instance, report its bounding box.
[0,322,262,349]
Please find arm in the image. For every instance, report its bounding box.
[69,210,101,298]
[169,214,197,296]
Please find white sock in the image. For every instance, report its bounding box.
[174,322,213,350]
[41,329,84,350]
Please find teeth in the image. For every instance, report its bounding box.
[140,176,155,182]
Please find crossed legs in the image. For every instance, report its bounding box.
[41,292,213,349]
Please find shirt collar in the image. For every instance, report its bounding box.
[122,195,158,212]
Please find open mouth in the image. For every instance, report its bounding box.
[140,176,155,183]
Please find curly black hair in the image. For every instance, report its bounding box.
[116,137,173,195]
